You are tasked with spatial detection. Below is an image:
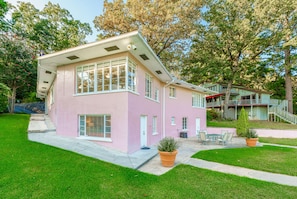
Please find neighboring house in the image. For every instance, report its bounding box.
[204,84,296,123]
[36,31,215,154]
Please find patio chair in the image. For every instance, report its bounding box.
[197,130,207,142]
[217,132,232,145]
[227,132,233,144]
[200,131,210,145]
[197,130,201,142]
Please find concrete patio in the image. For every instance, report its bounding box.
[28,114,297,187]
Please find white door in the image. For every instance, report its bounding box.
[196,118,201,135]
[140,115,147,147]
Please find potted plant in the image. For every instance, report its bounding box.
[158,137,178,167]
[246,129,258,147]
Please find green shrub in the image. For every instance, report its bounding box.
[22,92,41,103]
[0,83,10,113]
[236,108,249,137]
[158,137,178,152]
[207,109,220,121]
[0,94,8,113]
[246,129,258,138]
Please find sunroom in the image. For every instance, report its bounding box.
[76,57,137,94]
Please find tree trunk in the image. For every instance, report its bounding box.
[284,47,293,113]
[9,87,16,113]
[283,17,293,114]
[223,81,232,119]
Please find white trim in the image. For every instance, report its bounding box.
[77,136,112,142]
[38,31,140,60]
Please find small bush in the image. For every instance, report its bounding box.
[246,129,258,138]
[158,137,178,152]
[207,109,220,121]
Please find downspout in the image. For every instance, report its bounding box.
[162,79,175,138]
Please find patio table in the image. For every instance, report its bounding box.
[207,134,222,142]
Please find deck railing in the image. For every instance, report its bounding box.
[269,106,297,124]
[207,99,287,108]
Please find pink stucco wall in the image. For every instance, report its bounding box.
[47,54,208,153]
[254,129,297,138]
[165,86,207,138]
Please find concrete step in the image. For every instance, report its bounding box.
[28,114,56,133]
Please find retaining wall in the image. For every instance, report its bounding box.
[206,127,297,138]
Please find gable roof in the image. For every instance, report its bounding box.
[37,31,216,98]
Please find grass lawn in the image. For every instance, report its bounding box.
[208,120,297,130]
[259,137,297,146]
[1,114,297,198]
[192,146,297,176]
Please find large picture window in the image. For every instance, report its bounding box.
[76,58,136,94]
[79,115,111,139]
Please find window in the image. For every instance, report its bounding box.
[154,88,159,101]
[152,116,157,134]
[145,73,152,98]
[128,60,136,91]
[77,64,95,93]
[111,59,126,90]
[76,58,136,94]
[171,117,175,125]
[182,117,188,130]
[79,115,111,139]
[169,87,176,98]
[192,93,205,108]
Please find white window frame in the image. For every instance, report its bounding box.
[76,64,95,94]
[76,57,136,94]
[192,92,206,108]
[171,116,176,125]
[182,117,188,130]
[79,114,111,141]
[169,87,176,98]
[154,88,159,101]
[145,73,152,98]
[128,59,136,92]
[152,116,158,135]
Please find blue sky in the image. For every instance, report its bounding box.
[6,0,105,42]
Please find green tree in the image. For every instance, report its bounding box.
[259,0,297,114]
[183,0,276,118]
[0,0,8,30]
[0,1,92,109]
[94,0,202,70]
[0,33,37,113]
[11,1,92,54]
[236,107,249,137]
[0,83,10,113]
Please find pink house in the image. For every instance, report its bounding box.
[37,31,215,154]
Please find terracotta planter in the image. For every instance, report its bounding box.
[159,150,178,167]
[246,138,258,147]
